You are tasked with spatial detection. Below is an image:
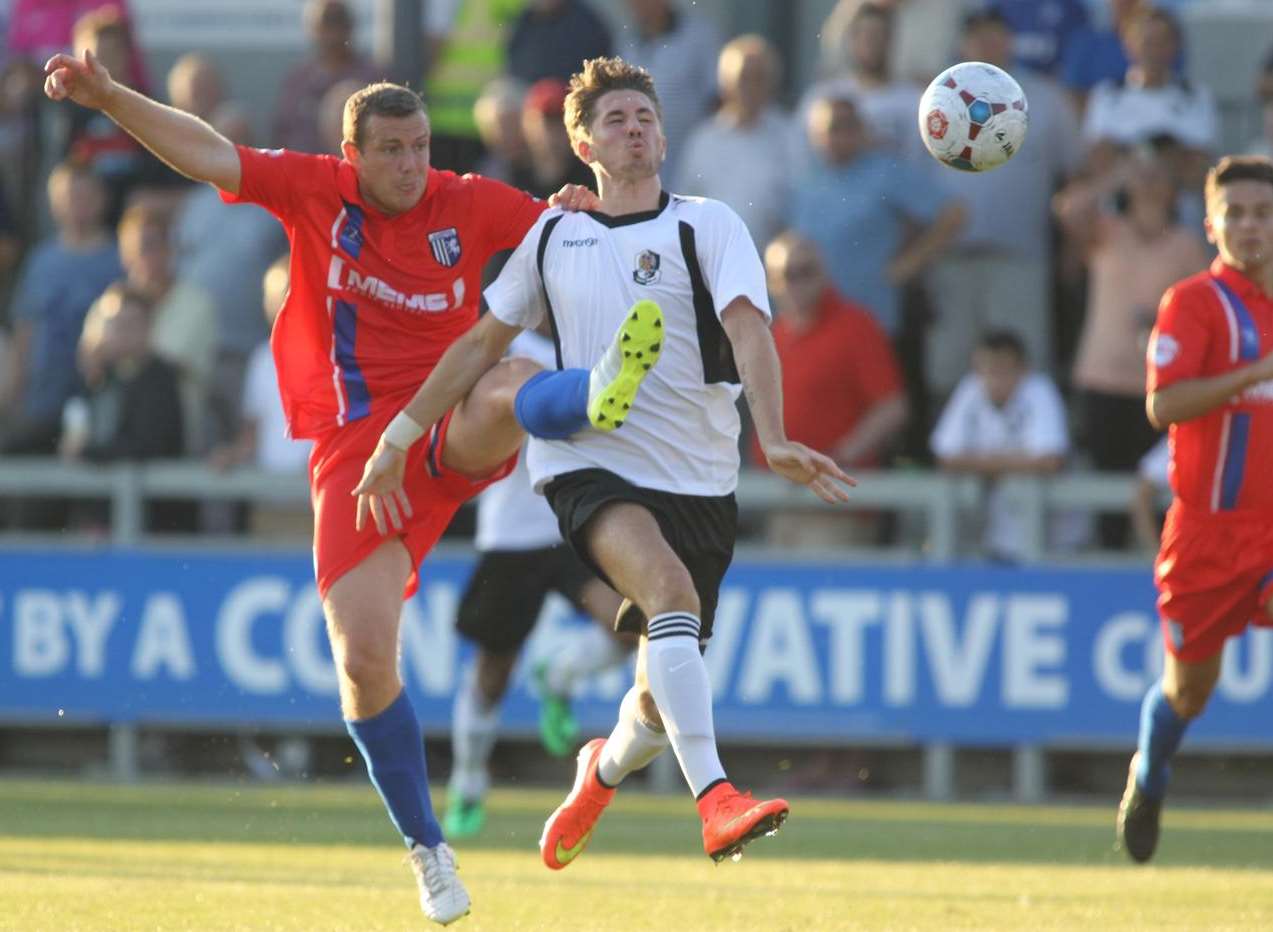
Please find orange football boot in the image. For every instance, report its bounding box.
[697,782,789,863]
[540,738,615,870]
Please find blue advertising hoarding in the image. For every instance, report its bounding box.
[2,548,1271,745]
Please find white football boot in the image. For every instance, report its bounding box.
[407,841,471,925]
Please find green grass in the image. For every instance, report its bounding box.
[3,779,1273,930]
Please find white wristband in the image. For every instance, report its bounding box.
[383,411,426,450]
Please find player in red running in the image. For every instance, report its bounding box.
[1118,155,1273,864]
[44,49,603,925]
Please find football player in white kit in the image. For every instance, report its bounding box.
[445,328,636,840]
[356,56,853,866]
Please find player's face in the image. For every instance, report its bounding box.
[581,90,665,181]
[349,111,431,215]
[1206,179,1273,273]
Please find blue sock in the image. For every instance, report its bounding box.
[1135,679,1190,800]
[514,368,590,439]
[346,689,443,849]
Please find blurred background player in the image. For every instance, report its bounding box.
[445,328,634,839]
[1118,155,1273,864]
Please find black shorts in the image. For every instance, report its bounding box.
[543,468,737,640]
[456,544,596,654]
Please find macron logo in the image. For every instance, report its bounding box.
[562,237,599,248]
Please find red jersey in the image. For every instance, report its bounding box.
[222,146,544,439]
[755,288,903,467]
[1147,258,1273,513]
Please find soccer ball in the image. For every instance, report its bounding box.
[918,61,1028,172]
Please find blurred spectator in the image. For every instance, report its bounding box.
[472,76,533,187]
[317,78,365,154]
[173,102,288,459]
[925,10,1082,397]
[677,35,793,249]
[272,0,380,155]
[208,254,313,537]
[63,7,177,222]
[801,2,926,165]
[115,201,218,453]
[819,0,975,88]
[520,78,593,197]
[427,0,522,173]
[617,0,721,181]
[505,0,611,85]
[8,0,147,88]
[931,330,1069,562]
[989,0,1089,76]
[1245,50,1273,160]
[1130,434,1169,554]
[1081,7,1216,178]
[165,52,225,123]
[1061,0,1145,110]
[65,283,186,533]
[65,283,182,463]
[1,160,120,456]
[1056,149,1206,545]
[759,232,907,548]
[791,93,963,336]
[762,231,908,470]
[0,58,44,243]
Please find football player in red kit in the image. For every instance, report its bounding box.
[45,49,598,925]
[1118,155,1273,864]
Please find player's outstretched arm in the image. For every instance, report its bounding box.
[44,49,241,194]
[721,298,856,504]
[352,313,522,534]
[1148,350,1273,428]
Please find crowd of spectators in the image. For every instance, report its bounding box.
[0,0,1269,559]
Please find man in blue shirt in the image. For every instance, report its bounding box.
[3,161,122,456]
[790,93,964,336]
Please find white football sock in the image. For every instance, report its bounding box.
[545,624,633,695]
[448,664,500,801]
[597,686,670,786]
[643,612,726,796]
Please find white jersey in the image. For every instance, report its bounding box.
[474,331,563,552]
[485,193,771,496]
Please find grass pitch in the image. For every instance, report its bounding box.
[2,778,1272,931]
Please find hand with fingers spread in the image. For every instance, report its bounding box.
[352,437,415,535]
[763,439,857,504]
[43,49,115,110]
[548,183,601,213]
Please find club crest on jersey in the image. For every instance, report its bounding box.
[428,227,462,268]
[633,249,661,285]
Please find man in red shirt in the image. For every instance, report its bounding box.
[45,49,598,925]
[1118,156,1273,864]
[757,231,907,544]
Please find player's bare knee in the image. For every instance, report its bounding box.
[334,642,396,693]
[638,561,699,618]
[488,356,542,412]
[476,651,516,702]
[1164,680,1213,720]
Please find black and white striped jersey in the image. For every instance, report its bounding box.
[485,191,771,496]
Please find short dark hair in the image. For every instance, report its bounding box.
[977,329,1027,361]
[565,57,662,144]
[962,9,1011,34]
[342,82,424,149]
[851,1,892,29]
[1205,155,1273,209]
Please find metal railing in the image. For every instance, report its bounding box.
[0,458,1156,798]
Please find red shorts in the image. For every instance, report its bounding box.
[1154,500,1273,662]
[308,407,517,601]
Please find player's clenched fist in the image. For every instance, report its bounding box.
[44,49,114,110]
[352,439,413,535]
